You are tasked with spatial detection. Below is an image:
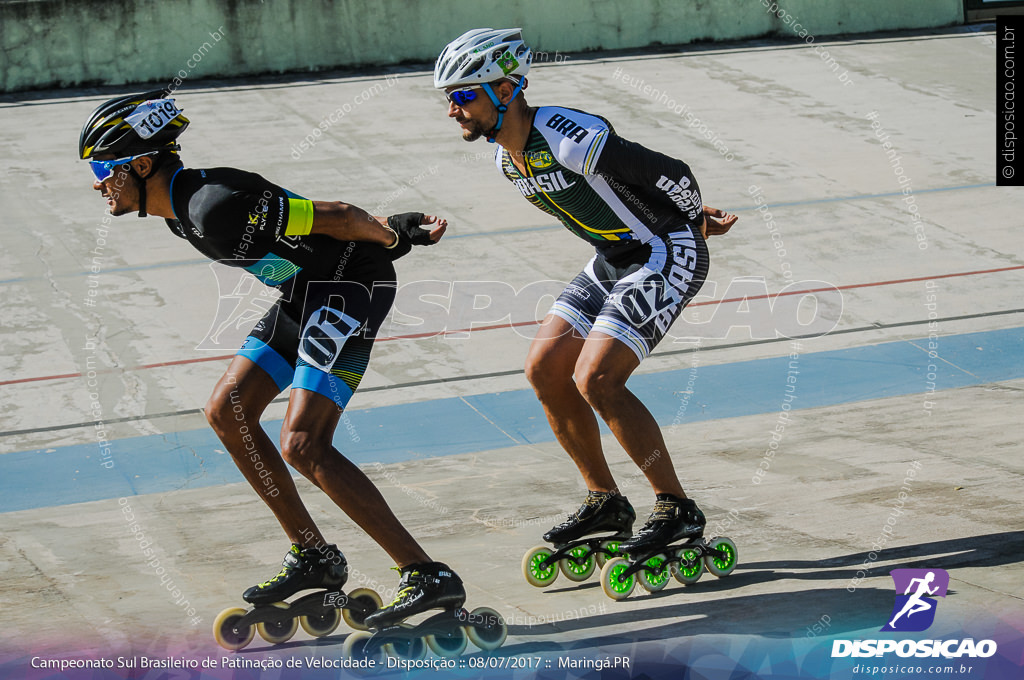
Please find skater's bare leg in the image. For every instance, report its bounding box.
[205,356,327,546]
[575,331,687,498]
[525,315,618,493]
[281,388,431,568]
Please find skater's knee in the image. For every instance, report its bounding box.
[525,349,574,395]
[205,385,252,435]
[575,366,625,410]
[279,429,328,474]
[205,369,274,435]
[524,357,550,392]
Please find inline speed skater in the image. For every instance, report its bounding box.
[433,29,740,593]
[80,91,470,647]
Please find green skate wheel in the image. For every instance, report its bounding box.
[637,554,671,592]
[213,607,255,650]
[300,606,341,638]
[382,624,427,660]
[425,625,468,657]
[465,606,507,651]
[600,557,636,600]
[342,588,383,632]
[342,630,384,670]
[256,602,297,644]
[704,536,738,577]
[522,545,558,587]
[596,539,622,568]
[558,545,596,582]
[672,546,704,585]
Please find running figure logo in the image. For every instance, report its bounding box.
[881,568,949,632]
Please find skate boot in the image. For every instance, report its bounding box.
[213,543,383,651]
[364,562,466,629]
[543,491,636,545]
[523,491,635,588]
[243,543,348,605]
[344,563,506,659]
[599,496,739,601]
[618,495,705,555]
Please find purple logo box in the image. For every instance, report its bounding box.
[881,568,950,632]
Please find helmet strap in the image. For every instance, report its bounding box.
[481,79,524,144]
[131,168,148,218]
[130,155,156,218]
[130,151,172,218]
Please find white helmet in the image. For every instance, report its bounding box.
[434,28,532,89]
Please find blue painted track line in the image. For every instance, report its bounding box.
[2,325,1021,514]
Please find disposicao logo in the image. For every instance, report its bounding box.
[831,568,997,659]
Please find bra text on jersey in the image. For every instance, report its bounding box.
[512,170,577,197]
[545,113,589,143]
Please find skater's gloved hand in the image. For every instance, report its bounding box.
[385,213,447,260]
[701,206,737,238]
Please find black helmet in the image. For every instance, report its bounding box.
[79,90,189,159]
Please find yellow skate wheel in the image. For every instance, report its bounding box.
[382,623,427,660]
[300,606,341,638]
[465,606,507,651]
[342,588,383,632]
[425,625,468,657]
[256,602,298,644]
[342,630,384,670]
[213,607,255,650]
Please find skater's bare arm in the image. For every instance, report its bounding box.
[308,201,398,246]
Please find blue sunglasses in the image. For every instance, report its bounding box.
[445,88,481,106]
[89,152,158,182]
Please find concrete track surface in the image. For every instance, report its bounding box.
[0,26,1021,680]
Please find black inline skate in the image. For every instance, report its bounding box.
[343,562,507,661]
[522,491,636,587]
[599,495,738,600]
[213,543,382,650]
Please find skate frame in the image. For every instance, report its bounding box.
[231,588,376,633]
[541,534,632,571]
[348,606,507,659]
[614,536,731,582]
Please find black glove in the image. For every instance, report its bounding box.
[385,212,434,260]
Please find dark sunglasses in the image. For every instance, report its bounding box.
[445,88,481,106]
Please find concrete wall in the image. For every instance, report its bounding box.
[0,0,964,93]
